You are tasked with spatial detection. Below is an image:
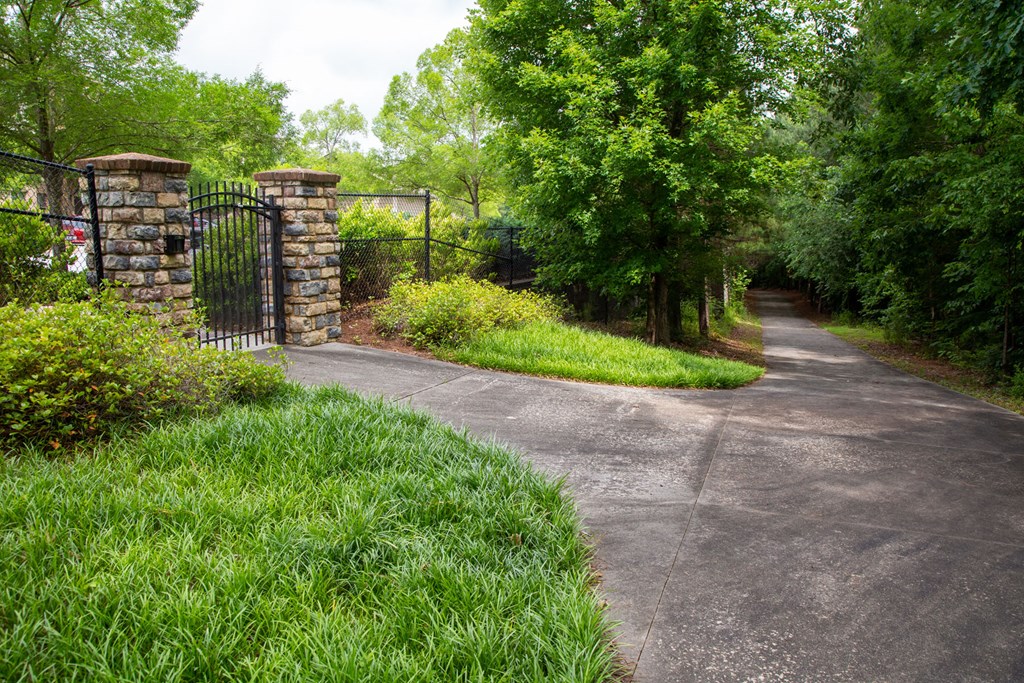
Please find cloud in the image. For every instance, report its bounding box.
[175,0,475,145]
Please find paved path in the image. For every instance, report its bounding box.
[274,291,1024,681]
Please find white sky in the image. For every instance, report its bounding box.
[175,0,477,147]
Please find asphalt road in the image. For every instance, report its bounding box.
[275,290,1024,681]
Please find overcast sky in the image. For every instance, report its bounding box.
[175,0,477,146]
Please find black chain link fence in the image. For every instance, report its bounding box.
[0,150,101,305]
[337,191,535,308]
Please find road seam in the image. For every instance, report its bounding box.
[693,500,1024,549]
[631,395,738,676]
[391,369,480,403]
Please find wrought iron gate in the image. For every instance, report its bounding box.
[189,182,285,349]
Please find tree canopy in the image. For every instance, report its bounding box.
[299,98,366,161]
[769,0,1024,373]
[472,0,850,342]
[0,0,197,163]
[0,0,291,187]
[374,28,499,218]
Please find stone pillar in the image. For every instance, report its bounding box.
[75,153,193,324]
[253,168,341,346]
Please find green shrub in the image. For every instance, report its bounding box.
[374,276,562,348]
[415,203,499,281]
[338,199,418,240]
[0,207,86,306]
[1010,366,1024,400]
[0,293,285,451]
[337,200,501,300]
[338,201,421,300]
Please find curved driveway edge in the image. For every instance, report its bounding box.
[270,291,1024,681]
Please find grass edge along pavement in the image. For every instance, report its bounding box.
[372,277,764,390]
[0,384,620,682]
[821,321,1024,416]
[437,320,765,389]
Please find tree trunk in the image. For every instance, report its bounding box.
[646,272,671,345]
[698,285,710,339]
[668,284,683,342]
[722,265,730,310]
[1003,245,1015,373]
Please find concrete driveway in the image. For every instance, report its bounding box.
[275,290,1024,681]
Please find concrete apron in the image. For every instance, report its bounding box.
[271,291,1024,682]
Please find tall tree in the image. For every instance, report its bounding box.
[773,0,1024,372]
[174,69,293,185]
[299,98,366,162]
[0,0,198,164]
[473,0,849,343]
[0,1,293,195]
[374,28,497,218]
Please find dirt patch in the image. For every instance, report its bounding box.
[335,302,432,359]
[707,317,764,367]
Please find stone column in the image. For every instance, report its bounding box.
[253,168,341,346]
[75,153,193,324]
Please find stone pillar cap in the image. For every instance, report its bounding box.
[75,152,191,174]
[254,168,340,184]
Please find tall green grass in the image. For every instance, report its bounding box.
[0,385,616,681]
[439,321,764,388]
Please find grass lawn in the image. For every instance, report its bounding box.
[821,323,887,344]
[0,384,616,681]
[437,320,764,389]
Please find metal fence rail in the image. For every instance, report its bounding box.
[337,190,536,306]
[189,182,285,350]
[0,149,102,284]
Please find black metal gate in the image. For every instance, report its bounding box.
[189,182,285,349]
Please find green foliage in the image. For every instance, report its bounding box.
[0,293,285,451]
[0,207,87,306]
[299,98,366,160]
[338,199,418,241]
[472,0,851,343]
[0,2,291,188]
[0,0,198,163]
[441,320,764,388]
[426,200,501,279]
[374,28,501,218]
[375,277,561,348]
[1009,366,1024,400]
[774,156,859,311]
[0,384,617,680]
[338,199,501,300]
[179,70,293,186]
[772,0,1024,374]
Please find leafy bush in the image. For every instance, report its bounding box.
[338,201,422,300]
[338,199,417,240]
[0,206,87,306]
[420,203,499,280]
[374,276,561,348]
[0,293,285,451]
[337,200,500,301]
[1010,366,1024,400]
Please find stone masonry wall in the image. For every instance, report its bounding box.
[76,153,193,325]
[253,168,341,346]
